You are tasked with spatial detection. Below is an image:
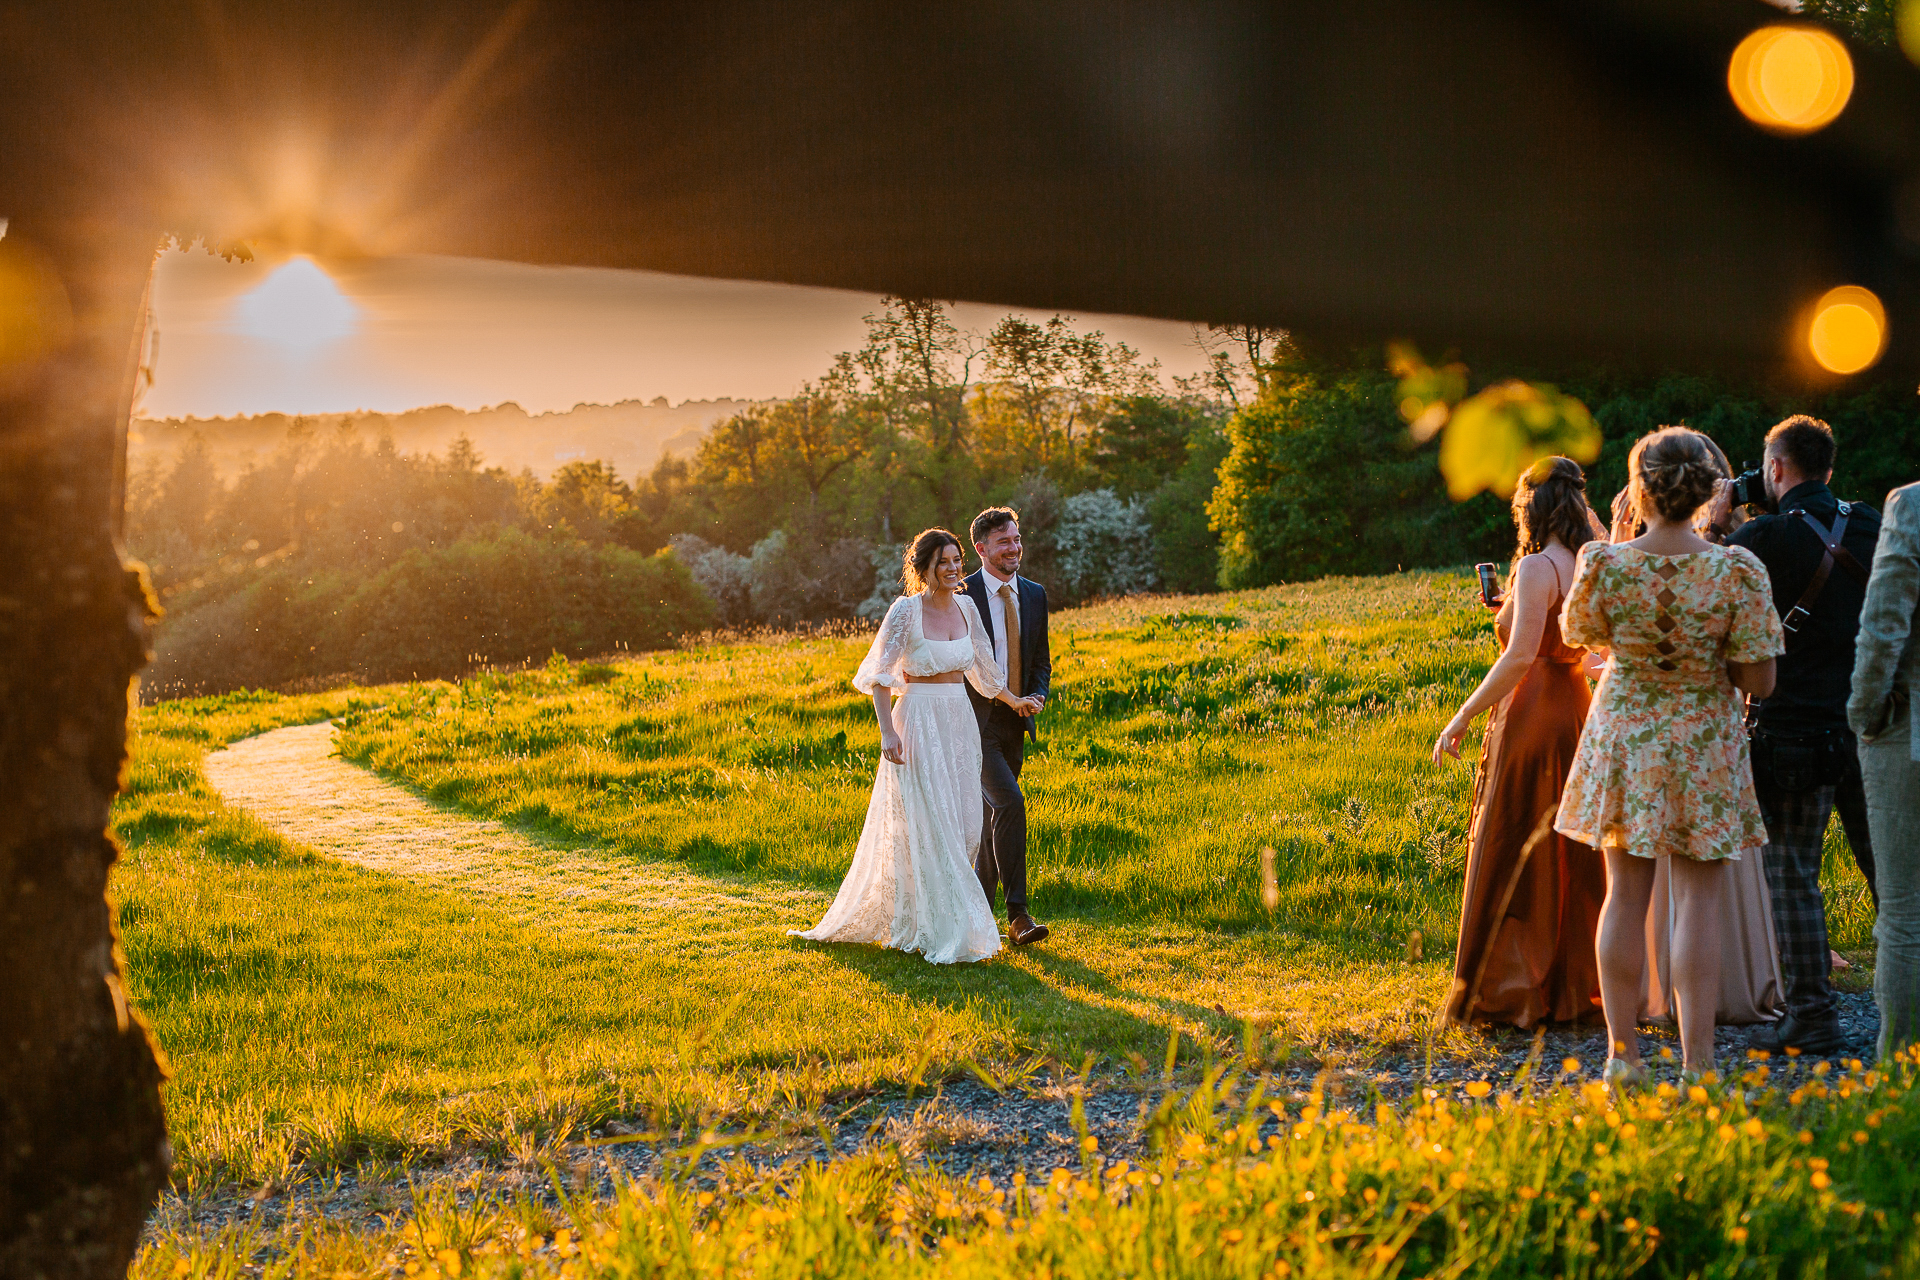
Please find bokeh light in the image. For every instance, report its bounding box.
[1807,285,1886,375]
[1899,0,1920,67]
[235,256,357,354]
[1728,26,1853,135]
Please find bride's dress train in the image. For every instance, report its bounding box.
[790,595,1003,964]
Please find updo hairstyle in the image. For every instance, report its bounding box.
[902,527,963,593]
[1511,456,1595,564]
[1629,427,1721,523]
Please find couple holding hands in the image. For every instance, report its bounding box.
[792,507,1053,963]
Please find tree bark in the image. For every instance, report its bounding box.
[0,222,169,1275]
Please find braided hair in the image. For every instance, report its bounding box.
[1511,456,1596,566]
[1629,427,1721,523]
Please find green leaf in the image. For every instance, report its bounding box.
[1439,381,1600,500]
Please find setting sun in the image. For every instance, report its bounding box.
[235,256,356,354]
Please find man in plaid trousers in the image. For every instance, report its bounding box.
[1708,417,1881,1057]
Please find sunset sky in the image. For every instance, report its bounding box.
[143,248,1216,420]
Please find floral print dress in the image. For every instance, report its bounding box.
[1554,543,1785,862]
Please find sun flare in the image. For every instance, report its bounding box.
[235,256,357,354]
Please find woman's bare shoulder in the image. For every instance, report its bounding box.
[1511,552,1563,587]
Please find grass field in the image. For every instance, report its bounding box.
[111,568,1891,1274]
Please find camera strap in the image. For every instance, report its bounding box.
[1781,504,1866,632]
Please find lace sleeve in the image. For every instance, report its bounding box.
[960,595,1006,699]
[853,597,915,695]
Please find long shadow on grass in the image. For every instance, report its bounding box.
[794,936,1240,1061]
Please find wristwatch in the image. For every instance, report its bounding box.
[1704,522,1729,543]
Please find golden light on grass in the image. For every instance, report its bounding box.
[1728,26,1853,135]
[1807,285,1887,375]
[236,256,357,354]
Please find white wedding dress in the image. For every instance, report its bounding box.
[789,594,1005,964]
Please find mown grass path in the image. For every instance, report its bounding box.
[201,721,806,942]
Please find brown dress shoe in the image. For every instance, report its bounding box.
[1008,914,1050,946]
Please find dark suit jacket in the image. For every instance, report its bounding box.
[1729,479,1881,735]
[963,569,1051,739]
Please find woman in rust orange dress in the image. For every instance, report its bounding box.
[1432,457,1608,1027]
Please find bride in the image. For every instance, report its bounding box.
[790,528,1041,964]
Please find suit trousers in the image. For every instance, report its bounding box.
[1754,731,1877,1022]
[1865,705,1920,1059]
[976,706,1028,916]
[1756,777,1839,1021]
[1835,739,1878,907]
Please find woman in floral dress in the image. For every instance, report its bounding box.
[1555,428,1785,1083]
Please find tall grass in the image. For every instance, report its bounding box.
[332,573,1496,945]
[114,569,1878,1201]
[134,1047,1920,1278]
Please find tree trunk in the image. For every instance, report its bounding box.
[0,222,169,1275]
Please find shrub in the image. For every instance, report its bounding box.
[668,534,755,626]
[856,542,908,621]
[673,529,876,628]
[1210,358,1505,588]
[147,529,711,696]
[1147,416,1231,594]
[744,528,875,626]
[1206,354,1920,589]
[1055,488,1159,600]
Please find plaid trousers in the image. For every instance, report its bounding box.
[1755,779,1838,1021]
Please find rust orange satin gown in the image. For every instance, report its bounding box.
[1442,584,1606,1028]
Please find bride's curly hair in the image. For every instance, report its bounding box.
[902,527,963,593]
[1511,456,1596,566]
[1629,427,1720,523]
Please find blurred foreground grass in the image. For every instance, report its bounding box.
[135,1051,1920,1278]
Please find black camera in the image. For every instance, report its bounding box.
[1728,462,1775,513]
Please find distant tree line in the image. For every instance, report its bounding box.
[127,301,1246,695]
[129,294,1920,698]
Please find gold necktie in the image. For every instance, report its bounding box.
[998,581,1021,699]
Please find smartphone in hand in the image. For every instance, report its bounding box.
[1475,562,1502,608]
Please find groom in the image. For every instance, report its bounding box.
[964,507,1052,946]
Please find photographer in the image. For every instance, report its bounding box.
[1705,415,1880,1056]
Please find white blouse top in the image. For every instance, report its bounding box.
[853,595,1007,698]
